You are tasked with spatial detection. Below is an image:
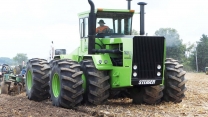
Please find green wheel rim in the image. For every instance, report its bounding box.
[27,70,32,90]
[52,73,61,98]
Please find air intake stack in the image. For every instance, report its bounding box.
[138,2,147,35]
[88,0,96,54]
[126,0,132,10]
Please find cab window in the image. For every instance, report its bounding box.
[96,12,133,35]
[79,17,89,38]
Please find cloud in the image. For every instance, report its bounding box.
[40,23,80,52]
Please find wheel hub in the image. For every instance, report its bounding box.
[52,73,61,98]
[26,70,32,90]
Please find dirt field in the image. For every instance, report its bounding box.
[0,73,208,117]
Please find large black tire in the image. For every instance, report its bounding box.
[163,58,187,103]
[130,87,143,104]
[49,60,57,68]
[131,85,164,104]
[81,59,110,105]
[143,86,164,104]
[26,58,50,101]
[50,59,83,108]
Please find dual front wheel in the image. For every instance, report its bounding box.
[130,58,187,104]
[50,59,83,108]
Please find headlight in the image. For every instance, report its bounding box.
[157,65,161,70]
[133,72,137,77]
[133,65,137,70]
[157,72,161,76]
[99,60,102,64]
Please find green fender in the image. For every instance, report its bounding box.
[59,54,113,70]
[59,54,77,60]
[84,54,113,70]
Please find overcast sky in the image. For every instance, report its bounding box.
[0,0,207,59]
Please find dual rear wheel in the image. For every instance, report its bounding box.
[26,58,50,101]
[26,58,109,108]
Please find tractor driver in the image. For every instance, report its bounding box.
[96,19,110,33]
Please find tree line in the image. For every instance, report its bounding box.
[0,53,28,66]
[154,28,206,72]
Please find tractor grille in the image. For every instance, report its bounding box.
[132,36,165,79]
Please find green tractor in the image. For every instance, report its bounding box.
[0,64,25,95]
[25,0,187,108]
[205,67,208,75]
[48,41,67,62]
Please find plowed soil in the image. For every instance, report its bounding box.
[0,73,208,117]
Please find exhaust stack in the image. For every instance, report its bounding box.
[88,0,96,54]
[138,2,147,35]
[126,0,132,10]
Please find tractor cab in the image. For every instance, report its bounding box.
[53,49,66,59]
[48,41,67,61]
[79,9,135,39]
[96,9,134,37]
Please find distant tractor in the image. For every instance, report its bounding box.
[25,0,187,108]
[0,64,25,95]
[205,67,208,75]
